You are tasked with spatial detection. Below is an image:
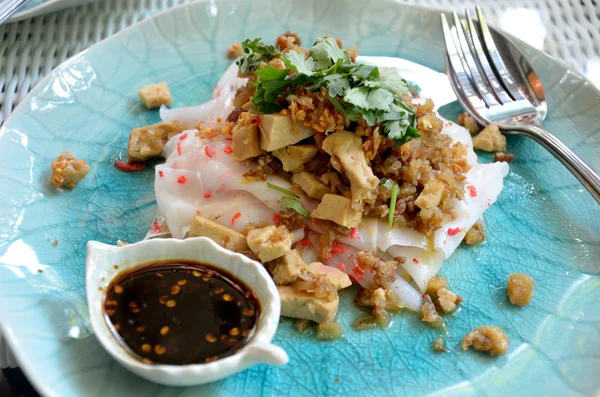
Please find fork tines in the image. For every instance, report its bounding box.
[441,7,526,109]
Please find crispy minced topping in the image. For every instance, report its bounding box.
[372,100,471,235]
[464,222,485,245]
[227,43,243,58]
[288,88,346,134]
[50,151,90,189]
[461,326,509,356]
[494,152,515,163]
[472,124,506,152]
[226,35,472,235]
[421,297,443,327]
[315,321,343,340]
[432,337,447,353]
[506,273,535,306]
[456,111,479,134]
[353,251,404,327]
[425,275,462,314]
[426,276,447,296]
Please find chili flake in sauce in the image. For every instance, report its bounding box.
[103,261,259,365]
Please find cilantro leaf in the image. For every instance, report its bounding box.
[378,71,410,96]
[343,86,370,109]
[385,120,421,147]
[323,74,350,97]
[282,50,317,76]
[252,79,290,113]
[255,66,290,80]
[237,38,277,74]
[243,36,420,147]
[310,37,347,71]
[350,64,376,79]
[344,86,393,112]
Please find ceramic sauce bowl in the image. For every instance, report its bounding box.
[85,237,288,386]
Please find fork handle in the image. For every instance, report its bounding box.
[524,125,600,203]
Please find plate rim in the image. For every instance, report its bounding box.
[8,0,95,23]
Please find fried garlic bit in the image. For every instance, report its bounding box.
[461,326,509,356]
[507,273,535,306]
[50,151,90,189]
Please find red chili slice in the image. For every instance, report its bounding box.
[223,145,233,154]
[467,185,477,197]
[352,266,364,281]
[330,246,346,254]
[447,227,461,236]
[231,212,241,225]
[177,175,187,184]
[204,146,216,158]
[114,160,146,172]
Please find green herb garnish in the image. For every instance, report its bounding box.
[267,182,299,198]
[236,38,277,75]
[380,178,393,189]
[388,184,399,230]
[281,197,310,218]
[240,37,420,146]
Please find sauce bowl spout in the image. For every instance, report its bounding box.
[242,343,289,367]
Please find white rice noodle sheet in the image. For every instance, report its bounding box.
[433,161,508,259]
[156,133,315,239]
[144,209,171,239]
[298,230,423,311]
[160,61,247,127]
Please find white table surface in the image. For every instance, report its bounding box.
[0,0,598,126]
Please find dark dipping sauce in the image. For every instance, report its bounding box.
[103,261,260,365]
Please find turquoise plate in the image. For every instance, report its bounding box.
[1,0,599,395]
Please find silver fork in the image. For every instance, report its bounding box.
[441,7,600,203]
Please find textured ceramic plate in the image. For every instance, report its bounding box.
[7,0,93,22]
[1,0,599,396]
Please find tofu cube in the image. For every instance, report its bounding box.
[306,262,352,290]
[321,130,379,203]
[259,114,315,151]
[310,194,362,228]
[271,249,307,285]
[292,172,333,200]
[246,225,294,262]
[437,287,458,313]
[138,82,172,109]
[128,122,185,162]
[189,216,249,251]
[278,285,339,324]
[232,124,262,161]
[273,144,318,172]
